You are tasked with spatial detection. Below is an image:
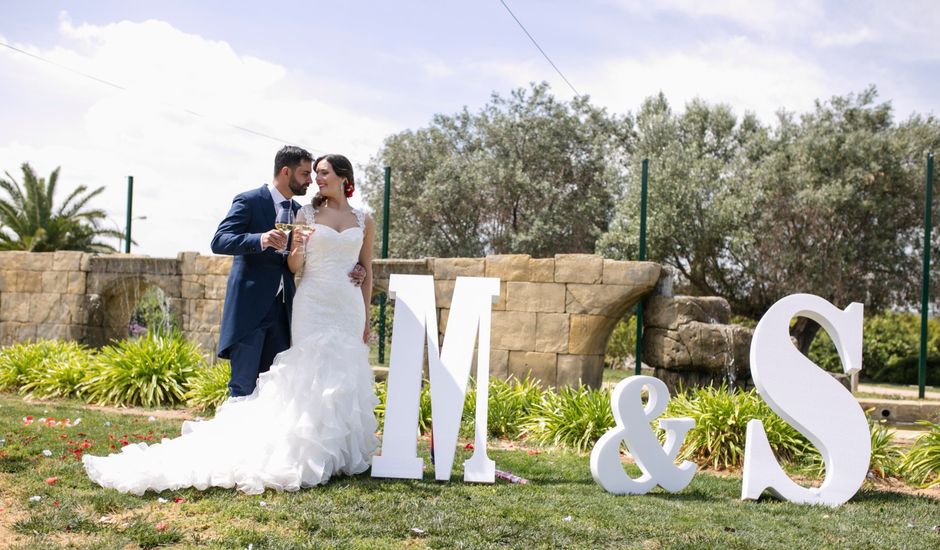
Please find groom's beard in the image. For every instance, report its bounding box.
[288,171,309,195]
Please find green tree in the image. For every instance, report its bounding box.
[0,163,123,252]
[362,82,630,258]
[601,88,940,351]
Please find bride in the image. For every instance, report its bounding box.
[83,154,379,495]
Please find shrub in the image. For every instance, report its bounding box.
[17,341,95,399]
[373,379,432,434]
[809,311,940,379]
[521,384,615,452]
[81,334,204,407]
[605,316,636,369]
[800,416,904,479]
[184,361,231,412]
[664,385,809,470]
[486,376,544,439]
[0,340,94,397]
[460,376,545,439]
[900,416,940,488]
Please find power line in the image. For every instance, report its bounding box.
[497,0,581,97]
[0,40,321,152]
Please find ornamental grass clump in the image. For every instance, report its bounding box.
[485,376,543,439]
[665,385,809,470]
[900,416,940,488]
[522,384,615,452]
[184,361,231,412]
[0,339,94,397]
[460,376,542,438]
[81,334,204,407]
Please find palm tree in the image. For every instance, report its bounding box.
[0,163,125,252]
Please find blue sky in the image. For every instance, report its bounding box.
[1,1,938,256]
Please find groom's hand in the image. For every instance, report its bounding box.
[261,228,287,251]
[348,264,366,287]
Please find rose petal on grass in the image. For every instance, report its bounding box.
[45,477,58,485]
[155,522,168,531]
[173,497,185,504]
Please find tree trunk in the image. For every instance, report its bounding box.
[790,317,822,356]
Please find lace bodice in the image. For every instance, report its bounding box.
[293,204,366,344]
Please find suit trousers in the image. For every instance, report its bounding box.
[227,294,291,397]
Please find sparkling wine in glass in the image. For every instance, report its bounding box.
[275,205,294,255]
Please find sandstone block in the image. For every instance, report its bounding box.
[434,279,455,308]
[0,293,32,323]
[506,282,566,313]
[204,275,228,300]
[556,354,604,389]
[35,324,85,341]
[0,252,28,271]
[485,254,531,282]
[675,321,738,371]
[432,258,485,279]
[529,258,555,282]
[67,272,86,295]
[490,348,510,380]
[535,313,569,353]
[41,270,68,294]
[554,254,603,284]
[508,351,557,388]
[13,271,42,293]
[568,314,618,355]
[22,252,49,272]
[642,327,691,370]
[182,280,205,300]
[177,251,199,275]
[566,284,650,317]
[491,311,536,351]
[602,260,661,287]
[644,295,731,330]
[492,282,508,311]
[52,251,84,272]
[0,271,10,292]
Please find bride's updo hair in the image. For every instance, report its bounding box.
[312,154,355,208]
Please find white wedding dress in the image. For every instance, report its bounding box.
[83,205,379,495]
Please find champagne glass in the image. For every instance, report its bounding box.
[274,205,294,256]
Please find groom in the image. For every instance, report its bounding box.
[211,145,364,397]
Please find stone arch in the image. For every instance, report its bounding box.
[84,256,181,346]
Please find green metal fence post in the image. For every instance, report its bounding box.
[635,159,649,375]
[378,166,392,364]
[919,153,934,399]
[124,176,134,253]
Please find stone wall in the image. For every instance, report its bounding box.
[641,294,753,392]
[0,251,665,389]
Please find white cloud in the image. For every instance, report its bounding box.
[583,36,830,120]
[0,15,396,257]
[610,0,823,34]
[813,26,874,48]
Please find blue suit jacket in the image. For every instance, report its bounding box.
[211,185,300,358]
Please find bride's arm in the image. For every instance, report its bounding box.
[287,208,310,274]
[358,215,376,344]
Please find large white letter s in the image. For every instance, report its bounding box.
[742,294,870,506]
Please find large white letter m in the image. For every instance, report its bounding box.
[370,275,500,483]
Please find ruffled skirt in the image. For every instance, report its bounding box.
[83,327,379,495]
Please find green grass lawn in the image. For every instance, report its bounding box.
[1,393,938,549]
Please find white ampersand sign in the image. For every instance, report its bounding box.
[590,375,697,495]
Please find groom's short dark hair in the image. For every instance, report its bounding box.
[274,145,314,176]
